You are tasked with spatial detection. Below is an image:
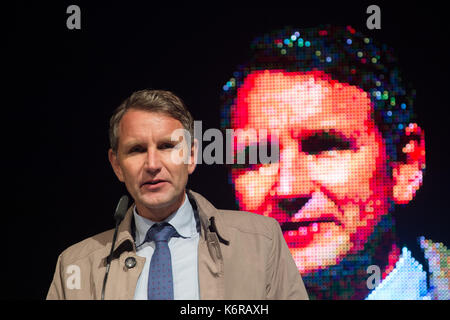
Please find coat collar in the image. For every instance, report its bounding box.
[186,189,230,244]
[106,189,230,258]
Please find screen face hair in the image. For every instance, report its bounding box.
[220,26,438,299]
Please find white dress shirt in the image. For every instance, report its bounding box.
[133,193,200,300]
[366,247,430,300]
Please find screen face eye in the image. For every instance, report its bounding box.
[232,138,279,170]
[301,132,353,155]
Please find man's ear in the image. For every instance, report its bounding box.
[392,123,425,204]
[187,138,199,175]
[108,148,125,182]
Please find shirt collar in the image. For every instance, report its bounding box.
[365,247,429,300]
[133,193,197,245]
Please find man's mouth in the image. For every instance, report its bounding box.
[280,216,342,248]
[280,216,341,232]
[141,179,167,189]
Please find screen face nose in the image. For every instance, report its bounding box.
[277,197,311,216]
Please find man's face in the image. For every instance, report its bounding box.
[230,70,392,273]
[109,109,196,220]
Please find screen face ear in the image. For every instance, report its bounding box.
[392,124,426,204]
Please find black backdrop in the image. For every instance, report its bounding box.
[5,1,449,299]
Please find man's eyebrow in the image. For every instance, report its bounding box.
[164,135,184,143]
[122,139,145,148]
[123,134,182,145]
[234,131,278,151]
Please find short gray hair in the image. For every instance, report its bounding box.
[109,89,194,153]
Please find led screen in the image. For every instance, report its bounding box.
[220,26,448,299]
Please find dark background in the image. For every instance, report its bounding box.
[5,1,449,299]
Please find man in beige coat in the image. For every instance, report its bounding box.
[47,89,308,300]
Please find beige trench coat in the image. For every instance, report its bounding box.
[47,190,309,300]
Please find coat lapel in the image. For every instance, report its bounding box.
[188,190,227,300]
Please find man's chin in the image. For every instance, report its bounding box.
[137,187,186,210]
[287,225,352,273]
[139,195,174,209]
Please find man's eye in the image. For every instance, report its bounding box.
[233,145,259,170]
[301,134,352,155]
[129,146,145,153]
[159,142,175,149]
[232,141,278,170]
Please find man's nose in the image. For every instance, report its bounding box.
[277,197,311,216]
[144,148,162,173]
[276,145,314,194]
[275,145,314,216]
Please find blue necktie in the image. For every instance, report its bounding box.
[145,222,180,300]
